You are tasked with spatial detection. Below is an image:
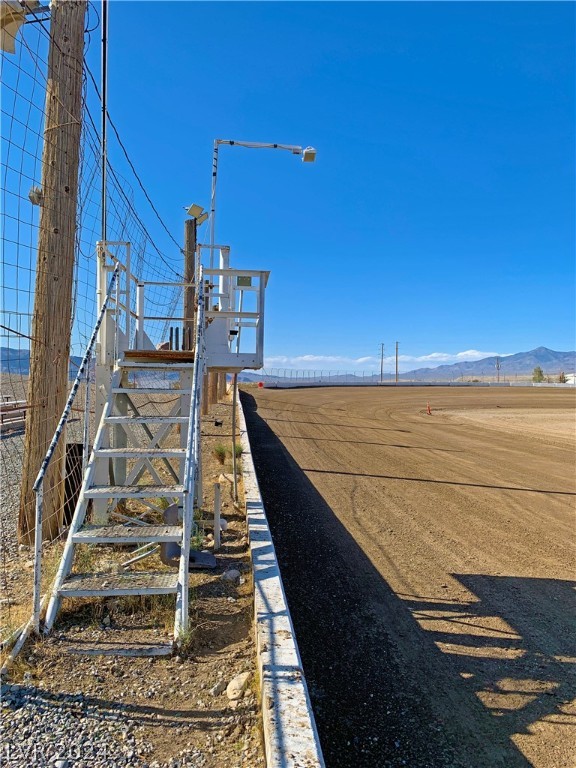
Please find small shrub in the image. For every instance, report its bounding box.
[213,444,226,464]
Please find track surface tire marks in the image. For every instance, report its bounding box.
[241,387,575,768]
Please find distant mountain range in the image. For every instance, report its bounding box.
[241,347,576,382]
[0,347,88,379]
[2,346,574,383]
[399,347,576,381]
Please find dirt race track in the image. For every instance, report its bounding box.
[241,386,576,768]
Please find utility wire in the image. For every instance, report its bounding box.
[84,63,184,259]
[24,11,182,272]
[81,102,182,277]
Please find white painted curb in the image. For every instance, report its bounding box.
[237,394,325,768]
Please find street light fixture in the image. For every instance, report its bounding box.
[185,203,209,225]
[301,146,317,163]
[186,203,204,218]
[209,138,317,266]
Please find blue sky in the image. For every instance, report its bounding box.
[89,1,574,372]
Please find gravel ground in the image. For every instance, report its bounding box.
[0,431,23,560]
[0,375,94,557]
[1,681,209,768]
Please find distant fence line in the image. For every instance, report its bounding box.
[256,369,575,389]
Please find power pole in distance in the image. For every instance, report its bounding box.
[395,341,399,384]
[380,343,384,385]
[19,0,87,544]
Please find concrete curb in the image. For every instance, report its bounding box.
[237,394,325,768]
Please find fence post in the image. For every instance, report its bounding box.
[213,483,221,551]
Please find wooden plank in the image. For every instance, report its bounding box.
[121,361,195,369]
[67,642,173,657]
[124,350,195,362]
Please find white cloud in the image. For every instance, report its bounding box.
[264,354,377,367]
[263,350,512,373]
[399,349,509,365]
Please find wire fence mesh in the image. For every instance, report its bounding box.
[256,369,571,387]
[1,8,185,643]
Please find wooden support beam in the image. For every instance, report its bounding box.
[202,375,209,416]
[208,371,218,406]
[217,372,227,400]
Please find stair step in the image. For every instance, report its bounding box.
[59,571,178,597]
[72,524,182,544]
[105,416,188,424]
[95,448,186,458]
[84,485,185,499]
[112,388,192,395]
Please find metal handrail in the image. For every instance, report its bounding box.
[31,263,121,633]
[175,267,205,638]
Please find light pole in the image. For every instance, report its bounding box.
[208,138,316,499]
[209,139,317,266]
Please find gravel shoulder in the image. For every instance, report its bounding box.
[242,385,576,768]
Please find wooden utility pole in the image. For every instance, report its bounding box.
[183,218,196,350]
[380,343,384,385]
[395,341,399,384]
[19,0,87,544]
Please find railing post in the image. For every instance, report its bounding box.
[125,243,131,345]
[232,373,239,503]
[214,482,221,551]
[179,490,192,632]
[81,355,91,477]
[32,485,43,634]
[257,272,265,366]
[175,280,205,642]
[114,267,120,363]
[136,283,144,349]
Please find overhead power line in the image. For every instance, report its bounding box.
[84,63,184,260]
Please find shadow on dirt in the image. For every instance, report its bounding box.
[240,391,572,768]
[402,575,575,739]
[299,466,575,496]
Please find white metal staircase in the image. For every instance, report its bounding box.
[43,354,199,649]
[30,240,269,653]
